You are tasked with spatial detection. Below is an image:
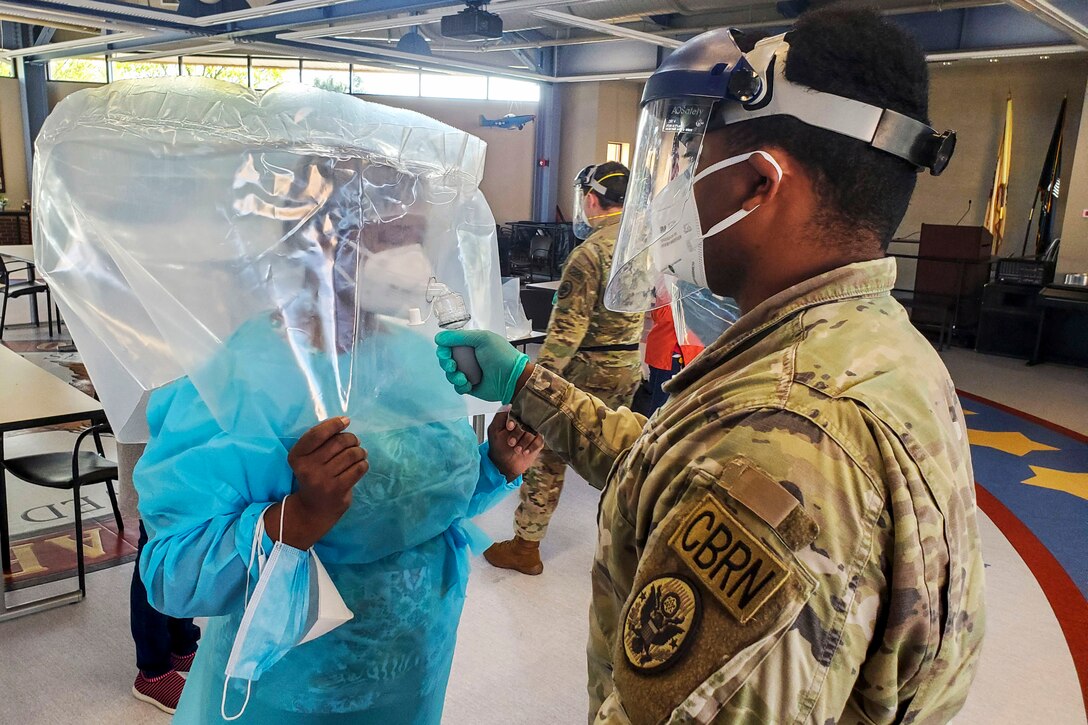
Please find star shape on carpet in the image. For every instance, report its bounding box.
[967,430,1058,457]
[1021,466,1088,502]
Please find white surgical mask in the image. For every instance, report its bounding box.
[648,150,782,287]
[351,243,435,318]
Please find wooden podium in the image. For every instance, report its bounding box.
[911,225,993,336]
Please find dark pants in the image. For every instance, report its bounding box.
[646,355,684,416]
[130,521,200,677]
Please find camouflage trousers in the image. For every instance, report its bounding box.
[513,354,641,542]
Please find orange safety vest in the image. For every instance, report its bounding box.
[645,306,704,371]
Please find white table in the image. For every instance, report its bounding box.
[0,245,36,265]
[526,280,561,291]
[509,330,547,351]
[0,344,104,621]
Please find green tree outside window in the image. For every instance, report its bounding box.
[48,58,107,83]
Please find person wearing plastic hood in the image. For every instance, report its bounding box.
[134,157,544,723]
[435,8,983,723]
[484,162,643,576]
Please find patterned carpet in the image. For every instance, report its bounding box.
[962,391,1088,716]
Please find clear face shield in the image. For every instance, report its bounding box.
[604,99,715,313]
[573,163,627,241]
[572,178,595,241]
[605,31,954,318]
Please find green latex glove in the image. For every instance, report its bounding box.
[435,330,530,404]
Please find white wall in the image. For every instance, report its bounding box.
[0,78,29,206]
[366,95,537,224]
[1059,76,1088,276]
[556,80,643,221]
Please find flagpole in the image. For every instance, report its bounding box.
[1020,200,1037,258]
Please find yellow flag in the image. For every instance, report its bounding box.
[983,95,1013,253]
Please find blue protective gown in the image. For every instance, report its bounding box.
[135,317,518,723]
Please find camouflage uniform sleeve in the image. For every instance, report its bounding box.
[594,407,942,725]
[511,365,646,491]
[536,244,598,376]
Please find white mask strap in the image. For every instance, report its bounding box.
[692,150,782,185]
[703,206,756,241]
[693,150,783,240]
[221,678,253,722]
[247,503,275,604]
[278,494,288,544]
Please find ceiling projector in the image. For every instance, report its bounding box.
[441,2,503,40]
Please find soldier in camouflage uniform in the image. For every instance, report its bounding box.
[485,162,644,575]
[437,8,984,723]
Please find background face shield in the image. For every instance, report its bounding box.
[605,98,713,313]
[572,184,593,240]
[34,79,504,441]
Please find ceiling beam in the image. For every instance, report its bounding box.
[1003,0,1088,48]
[8,0,191,27]
[281,0,607,42]
[114,41,239,63]
[280,36,550,81]
[188,0,364,28]
[0,2,150,32]
[926,42,1083,60]
[0,29,154,59]
[4,0,361,27]
[531,8,683,48]
[4,0,454,34]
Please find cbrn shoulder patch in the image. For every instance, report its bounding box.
[668,493,791,623]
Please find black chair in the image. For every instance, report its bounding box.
[0,256,55,339]
[509,231,554,282]
[2,423,122,596]
[891,289,953,351]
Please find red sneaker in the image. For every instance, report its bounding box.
[170,650,197,674]
[132,670,186,714]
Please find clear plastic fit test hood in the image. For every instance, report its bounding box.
[33,78,504,442]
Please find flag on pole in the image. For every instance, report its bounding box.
[983,94,1013,253]
[1033,96,1066,257]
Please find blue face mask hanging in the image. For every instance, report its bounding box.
[221,496,352,720]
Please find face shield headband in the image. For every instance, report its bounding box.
[718,34,956,176]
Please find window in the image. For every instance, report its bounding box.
[488,77,539,102]
[111,57,180,80]
[0,60,14,79]
[302,61,350,93]
[181,55,248,86]
[352,69,420,97]
[48,57,107,83]
[420,73,487,100]
[606,142,631,168]
[251,57,300,90]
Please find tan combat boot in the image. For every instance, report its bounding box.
[483,536,543,575]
